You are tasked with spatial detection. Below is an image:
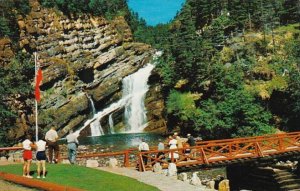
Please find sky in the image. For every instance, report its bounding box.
[127,0,185,26]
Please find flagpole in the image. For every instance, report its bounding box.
[34,52,38,142]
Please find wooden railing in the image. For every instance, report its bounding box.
[3,132,300,171]
[137,132,300,171]
[0,146,22,152]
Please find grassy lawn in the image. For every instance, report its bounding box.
[0,164,159,191]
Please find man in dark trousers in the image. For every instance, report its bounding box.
[45,127,59,163]
[187,134,196,158]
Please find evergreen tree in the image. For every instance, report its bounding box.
[0,52,34,146]
[281,0,300,24]
[0,17,11,37]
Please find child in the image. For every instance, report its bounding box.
[36,137,47,178]
[22,135,35,178]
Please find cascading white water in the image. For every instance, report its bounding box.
[75,95,131,137]
[87,95,96,115]
[90,119,104,136]
[76,51,161,137]
[109,114,114,134]
[87,95,105,136]
[122,64,154,132]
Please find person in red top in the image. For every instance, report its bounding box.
[22,135,35,178]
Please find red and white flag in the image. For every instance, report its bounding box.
[35,66,43,102]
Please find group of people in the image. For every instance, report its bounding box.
[21,127,79,178]
[138,132,198,165]
[166,132,196,160]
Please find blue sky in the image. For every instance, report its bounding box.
[127,0,185,26]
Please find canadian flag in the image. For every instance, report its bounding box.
[35,68,43,102]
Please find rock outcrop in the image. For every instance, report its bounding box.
[0,38,14,67]
[2,0,166,141]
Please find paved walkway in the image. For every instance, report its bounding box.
[98,167,215,191]
[0,160,215,191]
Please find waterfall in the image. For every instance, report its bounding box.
[76,52,161,137]
[90,119,104,136]
[87,94,104,136]
[87,95,96,115]
[75,95,130,137]
[123,64,154,132]
[109,114,114,134]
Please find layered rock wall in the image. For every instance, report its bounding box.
[3,0,166,140]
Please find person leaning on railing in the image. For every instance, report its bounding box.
[66,129,79,165]
[138,138,149,165]
[157,139,165,161]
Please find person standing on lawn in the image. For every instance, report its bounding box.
[45,126,59,163]
[66,129,79,164]
[22,135,35,178]
[35,137,47,178]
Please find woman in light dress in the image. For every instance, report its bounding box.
[168,137,179,160]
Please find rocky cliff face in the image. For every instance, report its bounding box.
[2,0,166,141]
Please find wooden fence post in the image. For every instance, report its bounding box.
[124,150,130,167]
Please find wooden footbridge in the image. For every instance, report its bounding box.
[137,132,300,171]
[2,132,300,172]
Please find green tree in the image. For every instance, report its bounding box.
[281,0,300,24]
[0,52,34,146]
[196,65,274,139]
[0,17,11,37]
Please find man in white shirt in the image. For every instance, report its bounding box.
[138,139,149,165]
[45,127,59,163]
[66,129,79,164]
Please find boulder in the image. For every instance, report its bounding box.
[86,159,99,168]
[61,159,70,164]
[7,157,14,162]
[153,162,162,173]
[167,163,177,176]
[207,180,215,189]
[178,173,188,182]
[108,158,118,168]
[190,172,202,186]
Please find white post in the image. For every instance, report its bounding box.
[34,52,38,142]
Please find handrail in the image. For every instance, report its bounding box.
[0,147,22,152]
[137,131,300,171]
[2,131,300,171]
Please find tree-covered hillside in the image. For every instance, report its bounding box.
[131,0,300,139]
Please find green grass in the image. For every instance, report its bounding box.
[0,164,159,191]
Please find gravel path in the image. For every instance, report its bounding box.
[98,167,215,191]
